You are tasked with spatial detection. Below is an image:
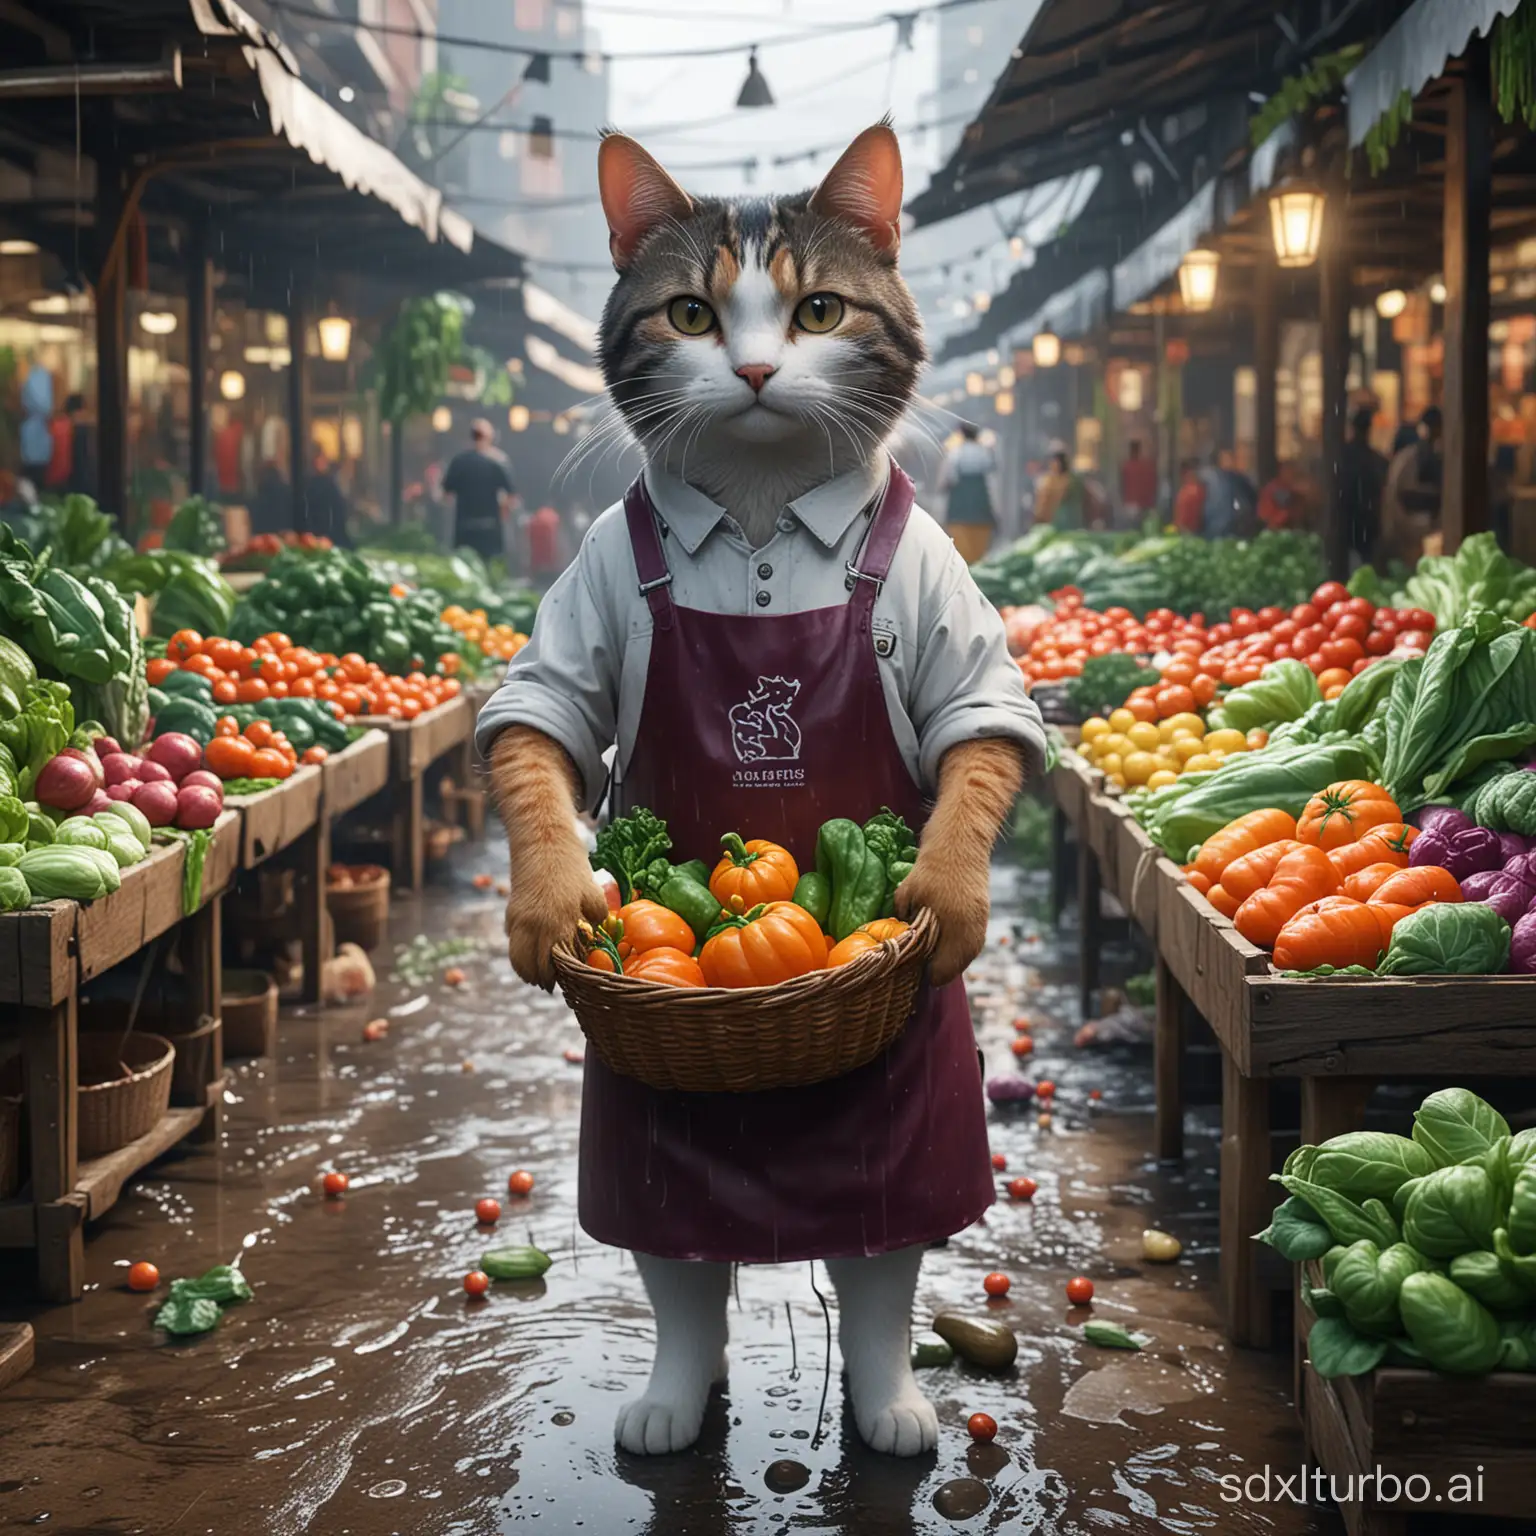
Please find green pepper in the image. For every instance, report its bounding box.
[816,818,887,940]
[675,858,711,888]
[636,859,721,943]
[792,871,831,927]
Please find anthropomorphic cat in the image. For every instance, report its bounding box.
[477,123,1044,1458]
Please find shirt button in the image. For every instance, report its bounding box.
[778,516,794,533]
[755,590,771,608]
[757,562,773,580]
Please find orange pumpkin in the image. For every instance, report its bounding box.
[1296,781,1402,851]
[857,918,910,942]
[624,946,706,988]
[698,900,826,988]
[709,835,799,908]
[616,900,695,956]
[827,931,882,967]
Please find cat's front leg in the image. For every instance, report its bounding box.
[616,1253,731,1455]
[825,1245,937,1456]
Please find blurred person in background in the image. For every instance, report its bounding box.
[1120,438,1157,521]
[443,417,515,559]
[1339,404,1387,565]
[527,504,564,589]
[1380,407,1444,565]
[1256,460,1318,532]
[1034,446,1084,530]
[938,421,996,563]
[300,449,352,548]
[1172,459,1206,533]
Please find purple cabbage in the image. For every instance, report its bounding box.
[1441,827,1507,880]
[1414,806,1474,837]
[1498,832,1530,865]
[1461,870,1504,903]
[1507,851,1536,883]
[1480,874,1534,926]
[1409,830,1452,870]
[1511,911,1536,974]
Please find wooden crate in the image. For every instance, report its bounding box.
[225,764,322,868]
[322,729,390,819]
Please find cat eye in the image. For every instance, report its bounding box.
[667,297,717,336]
[794,293,844,334]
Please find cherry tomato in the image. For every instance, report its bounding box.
[507,1169,535,1196]
[1007,1177,1037,1201]
[1292,623,1326,657]
[300,745,329,765]
[1066,1276,1095,1305]
[1010,1036,1034,1057]
[1320,636,1365,669]
[464,1270,491,1298]
[1270,618,1298,642]
[1256,606,1285,627]
[475,1198,502,1225]
[1401,608,1436,632]
[1035,1080,1056,1099]
[983,1271,1011,1298]
[1330,614,1369,642]
[212,678,238,705]
[1344,597,1376,621]
[1011,1016,1033,1033]
[967,1412,998,1443]
[1088,1089,1103,1101]
[322,1171,349,1197]
[990,1152,1007,1171]
[1231,609,1258,637]
[127,1261,160,1292]
[1351,656,1374,675]
[1290,603,1320,627]
[244,720,275,749]
[1312,581,1349,609]
[167,629,204,662]
[237,677,270,704]
[1398,629,1433,651]
[1365,629,1394,655]
[146,656,179,686]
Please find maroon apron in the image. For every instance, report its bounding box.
[578,465,994,1263]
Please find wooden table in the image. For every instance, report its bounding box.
[0,811,239,1300]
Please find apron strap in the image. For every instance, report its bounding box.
[845,462,914,628]
[623,474,675,632]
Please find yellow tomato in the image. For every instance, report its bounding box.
[1203,728,1247,755]
[1121,750,1159,786]
[1097,752,1123,777]
[1163,712,1206,739]
[1171,736,1207,765]
[1080,716,1110,742]
[1246,727,1270,750]
[1126,721,1162,752]
[1146,768,1179,790]
[1100,732,1131,758]
[1107,707,1136,734]
[1183,753,1220,773]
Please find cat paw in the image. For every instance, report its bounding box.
[851,1381,938,1457]
[615,1390,708,1456]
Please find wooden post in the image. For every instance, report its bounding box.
[94,159,128,521]
[295,817,332,1005]
[1318,185,1351,580]
[287,280,307,533]
[1049,805,1069,927]
[1253,249,1279,484]
[187,221,211,497]
[1220,1047,1274,1348]
[1154,953,1184,1162]
[182,897,223,1144]
[1076,834,1101,1021]
[23,995,83,1299]
[1442,39,1492,551]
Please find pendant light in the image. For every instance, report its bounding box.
[1032,328,1061,369]
[1268,177,1326,268]
[1177,248,1220,312]
[736,48,774,108]
[1375,289,1408,319]
[317,315,352,362]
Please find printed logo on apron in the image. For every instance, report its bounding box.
[729,674,806,788]
[872,621,896,659]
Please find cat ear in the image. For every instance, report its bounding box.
[808,122,903,256]
[598,133,693,270]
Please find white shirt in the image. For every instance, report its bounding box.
[474,455,1044,810]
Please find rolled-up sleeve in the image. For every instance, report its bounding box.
[908,554,1046,786]
[473,542,621,806]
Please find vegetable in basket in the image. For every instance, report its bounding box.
[862,808,918,916]
[816,818,889,940]
[698,900,827,988]
[625,947,707,987]
[633,859,721,941]
[591,807,672,905]
[709,835,799,907]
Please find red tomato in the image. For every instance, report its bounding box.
[1066,1276,1095,1305]
[1035,1080,1056,1099]
[1365,629,1394,655]
[1345,597,1376,620]
[1398,629,1433,650]
[1304,651,1328,674]
[1322,600,1353,626]
[1293,623,1327,656]
[1256,606,1285,627]
[1270,641,1292,660]
[1291,603,1321,627]
[507,1169,535,1196]
[1351,656,1374,675]
[990,1152,1007,1171]
[475,1198,502,1225]
[1312,581,1349,609]
[127,1261,160,1292]
[1320,636,1365,669]
[1007,1176,1038,1201]
[464,1270,491,1298]
[1191,673,1219,705]
[1402,608,1436,632]
[1271,618,1299,641]
[322,1171,349,1197]
[967,1412,998,1443]
[983,1271,1011,1297]
[1010,1036,1033,1057]
[1330,614,1369,642]
[1231,609,1258,636]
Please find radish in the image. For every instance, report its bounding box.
[136,760,173,785]
[35,752,99,812]
[179,770,224,796]
[107,780,143,802]
[93,736,124,759]
[131,780,180,827]
[83,789,115,817]
[145,733,203,783]
[101,754,145,787]
[175,784,222,830]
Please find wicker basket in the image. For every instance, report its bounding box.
[222,969,278,1057]
[327,865,390,951]
[552,909,939,1093]
[77,1033,175,1159]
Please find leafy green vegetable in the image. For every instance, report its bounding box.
[1307,1315,1390,1378]
[591,808,672,905]
[1217,660,1321,733]
[1274,1176,1399,1249]
[1301,1276,1344,1319]
[1064,653,1155,719]
[1449,1250,1532,1313]
[1309,1132,1434,1202]
[1507,1162,1536,1255]
[1412,1088,1511,1168]
[1330,656,1405,737]
[1082,1321,1147,1350]
[1498,1318,1536,1370]
[0,866,29,910]
[1331,1240,1428,1336]
[162,496,227,557]
[1398,1271,1502,1374]
[1257,1195,1336,1260]
[182,828,213,917]
[1375,903,1511,977]
[1391,531,1536,627]
[154,1293,222,1336]
[1402,1165,1499,1258]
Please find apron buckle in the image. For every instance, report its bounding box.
[638,572,674,595]
[844,562,883,597]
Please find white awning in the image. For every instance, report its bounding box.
[1249,121,1297,196]
[1111,180,1217,312]
[188,0,473,253]
[525,335,605,397]
[523,280,599,354]
[1347,0,1522,147]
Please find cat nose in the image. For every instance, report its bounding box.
[735,363,776,393]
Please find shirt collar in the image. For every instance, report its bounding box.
[641,456,889,556]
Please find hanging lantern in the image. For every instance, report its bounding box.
[1177,248,1220,312]
[0,239,38,255]
[994,390,1014,416]
[736,48,774,108]
[138,310,177,335]
[431,406,452,433]
[508,404,531,432]
[1032,329,1061,368]
[1116,368,1144,413]
[1375,289,1408,320]
[219,370,246,401]
[318,315,352,362]
[964,371,984,396]
[1268,178,1326,268]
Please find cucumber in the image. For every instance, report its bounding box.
[911,1331,953,1368]
[481,1245,552,1281]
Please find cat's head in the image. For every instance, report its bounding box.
[596,123,924,472]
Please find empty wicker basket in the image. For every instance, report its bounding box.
[222,970,279,1057]
[552,908,938,1093]
[327,865,390,951]
[77,1033,175,1159]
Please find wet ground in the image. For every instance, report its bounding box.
[0,842,1337,1536]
